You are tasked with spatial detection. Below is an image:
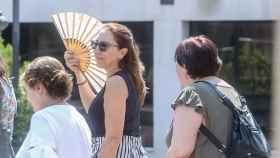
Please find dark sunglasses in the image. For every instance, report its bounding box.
[90,40,119,52]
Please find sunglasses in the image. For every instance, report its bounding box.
[90,40,119,52]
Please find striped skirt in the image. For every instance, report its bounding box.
[92,136,148,158]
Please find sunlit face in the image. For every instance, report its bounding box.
[92,29,125,70]
[23,83,42,111]
[176,63,192,88]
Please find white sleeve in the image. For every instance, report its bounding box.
[26,113,58,158]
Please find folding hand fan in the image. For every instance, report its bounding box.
[51,12,107,93]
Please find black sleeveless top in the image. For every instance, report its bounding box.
[88,70,141,137]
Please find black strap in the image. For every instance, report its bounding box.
[194,80,238,155]
[199,125,228,153]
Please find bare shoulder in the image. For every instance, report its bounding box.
[105,75,128,93]
[104,75,128,105]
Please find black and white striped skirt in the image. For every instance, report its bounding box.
[92,136,148,158]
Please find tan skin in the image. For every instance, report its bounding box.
[64,29,129,158]
[166,63,204,158]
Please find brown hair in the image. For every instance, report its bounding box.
[175,35,222,79]
[103,23,147,105]
[23,56,73,100]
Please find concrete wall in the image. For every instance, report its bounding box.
[0,0,278,22]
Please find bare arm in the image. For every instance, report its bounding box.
[75,71,96,112]
[99,75,128,158]
[167,105,204,158]
[64,51,96,112]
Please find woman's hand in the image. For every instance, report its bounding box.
[64,50,81,74]
[64,50,95,112]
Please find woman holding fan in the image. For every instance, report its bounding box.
[65,23,148,158]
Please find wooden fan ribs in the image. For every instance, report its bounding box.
[52,15,68,49]
[52,12,107,93]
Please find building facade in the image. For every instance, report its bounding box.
[1,0,277,157]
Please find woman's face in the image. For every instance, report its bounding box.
[92,29,126,70]
[176,63,192,88]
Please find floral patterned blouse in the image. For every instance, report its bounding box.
[0,77,17,141]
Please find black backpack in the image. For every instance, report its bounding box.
[195,81,271,158]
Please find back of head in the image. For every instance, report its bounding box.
[175,35,222,79]
[23,56,73,100]
[103,23,147,105]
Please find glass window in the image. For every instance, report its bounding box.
[160,0,174,5]
[190,21,274,142]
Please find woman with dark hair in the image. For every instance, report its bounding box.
[166,35,241,158]
[64,23,148,158]
[16,56,92,158]
[0,55,17,158]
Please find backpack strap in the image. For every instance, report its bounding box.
[199,125,228,153]
[194,80,237,112]
[194,80,237,155]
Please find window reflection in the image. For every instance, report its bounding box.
[190,21,274,142]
